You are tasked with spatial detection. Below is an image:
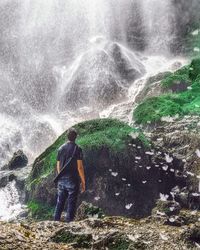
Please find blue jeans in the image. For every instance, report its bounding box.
[54,176,79,222]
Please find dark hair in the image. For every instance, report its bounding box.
[67,128,77,142]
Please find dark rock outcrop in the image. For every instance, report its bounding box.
[5,150,28,170]
[26,118,184,219]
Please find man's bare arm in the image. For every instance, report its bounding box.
[77,160,85,193]
[57,161,61,174]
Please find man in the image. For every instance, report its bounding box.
[54,128,85,222]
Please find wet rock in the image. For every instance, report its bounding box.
[181,223,200,248]
[50,228,92,249]
[76,201,104,221]
[7,150,28,170]
[57,40,145,111]
[152,200,181,217]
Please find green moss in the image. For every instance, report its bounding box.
[108,235,131,250]
[51,229,92,248]
[27,200,54,220]
[134,95,183,124]
[134,58,200,124]
[161,65,191,89]
[189,58,200,80]
[85,203,104,218]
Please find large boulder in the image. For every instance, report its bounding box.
[26,118,184,219]
[56,40,145,111]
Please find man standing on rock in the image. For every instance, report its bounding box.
[54,128,86,222]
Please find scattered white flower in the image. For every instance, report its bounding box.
[109,169,112,172]
[187,86,192,90]
[192,29,199,36]
[132,144,136,147]
[94,196,100,201]
[161,116,174,122]
[170,168,175,172]
[111,172,118,177]
[142,180,147,184]
[160,193,169,201]
[160,233,168,241]
[127,184,131,187]
[191,193,200,197]
[194,47,200,52]
[135,156,141,160]
[195,149,200,158]
[130,132,139,139]
[169,207,175,211]
[186,171,195,177]
[137,146,141,149]
[169,217,175,222]
[165,154,173,163]
[125,203,133,210]
[115,193,120,196]
[157,138,163,141]
[162,165,168,171]
[145,151,154,155]
[190,210,197,215]
[146,166,151,170]
[155,165,159,168]
[135,161,138,163]
[122,178,126,181]
[158,180,162,183]
[127,234,140,241]
[156,211,165,216]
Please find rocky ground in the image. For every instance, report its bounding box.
[0,209,199,250]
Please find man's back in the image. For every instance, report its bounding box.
[57,142,83,182]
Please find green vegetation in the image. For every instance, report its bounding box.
[134,95,183,124]
[27,200,54,220]
[108,235,131,250]
[51,229,92,248]
[161,65,191,90]
[134,58,200,124]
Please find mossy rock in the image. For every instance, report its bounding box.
[189,58,200,81]
[51,228,92,248]
[76,201,104,220]
[181,223,200,247]
[133,95,183,124]
[106,233,132,250]
[133,58,200,125]
[161,65,191,91]
[26,118,180,218]
[27,200,54,220]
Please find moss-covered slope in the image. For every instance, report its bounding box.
[133,58,200,124]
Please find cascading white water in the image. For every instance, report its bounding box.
[141,0,176,55]
[0,0,190,220]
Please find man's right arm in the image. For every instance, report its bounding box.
[57,161,61,174]
[77,160,85,193]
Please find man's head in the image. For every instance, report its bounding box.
[67,128,77,142]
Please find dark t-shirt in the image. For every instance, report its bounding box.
[57,142,83,182]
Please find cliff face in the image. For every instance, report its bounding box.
[26,118,185,219]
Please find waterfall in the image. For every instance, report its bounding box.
[141,0,176,55]
[0,0,191,220]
